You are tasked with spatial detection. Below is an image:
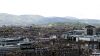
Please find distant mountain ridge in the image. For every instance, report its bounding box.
[0,13,100,26]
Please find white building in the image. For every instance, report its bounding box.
[62,25,100,42]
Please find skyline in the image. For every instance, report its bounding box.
[0,0,100,19]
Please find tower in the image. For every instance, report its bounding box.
[85,25,96,35]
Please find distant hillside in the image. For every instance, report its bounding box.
[0,13,100,26]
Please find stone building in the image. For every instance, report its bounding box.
[85,25,96,35]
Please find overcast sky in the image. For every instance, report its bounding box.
[0,0,100,19]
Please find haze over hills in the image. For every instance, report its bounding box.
[0,13,100,26]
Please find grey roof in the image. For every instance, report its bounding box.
[85,25,95,28]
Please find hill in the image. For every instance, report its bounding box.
[0,13,100,26]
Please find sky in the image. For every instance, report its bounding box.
[0,0,100,19]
